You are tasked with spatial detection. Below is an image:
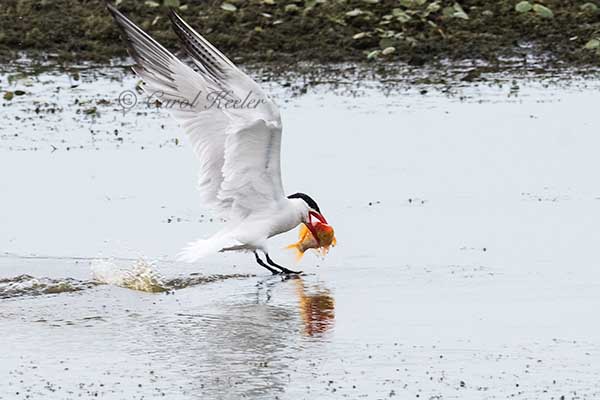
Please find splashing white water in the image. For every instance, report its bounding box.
[0,259,254,299]
[91,259,169,293]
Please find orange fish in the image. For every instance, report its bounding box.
[286,221,337,262]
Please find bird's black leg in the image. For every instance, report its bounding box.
[254,251,279,275]
[266,254,303,275]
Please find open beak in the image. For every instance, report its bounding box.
[309,210,327,224]
[306,211,327,246]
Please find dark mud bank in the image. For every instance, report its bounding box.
[1,0,600,67]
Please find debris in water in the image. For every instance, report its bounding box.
[0,275,97,299]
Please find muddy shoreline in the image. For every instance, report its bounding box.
[1,0,600,69]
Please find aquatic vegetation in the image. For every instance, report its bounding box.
[585,37,600,55]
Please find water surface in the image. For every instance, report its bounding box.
[1,67,600,399]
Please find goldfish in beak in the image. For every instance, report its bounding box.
[286,211,337,262]
[306,210,328,246]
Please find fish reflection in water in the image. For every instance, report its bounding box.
[255,276,335,337]
[292,277,335,337]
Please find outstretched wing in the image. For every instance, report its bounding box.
[107,4,285,220]
[168,10,281,124]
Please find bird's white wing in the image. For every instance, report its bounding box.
[107,4,285,219]
[167,10,285,220]
[107,3,230,211]
[219,119,283,221]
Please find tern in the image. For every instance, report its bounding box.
[107,3,329,275]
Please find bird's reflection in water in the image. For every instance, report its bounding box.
[137,275,335,399]
[255,275,335,336]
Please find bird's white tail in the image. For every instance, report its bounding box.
[177,234,242,263]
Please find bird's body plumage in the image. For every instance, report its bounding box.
[180,198,311,261]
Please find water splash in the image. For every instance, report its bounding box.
[0,259,254,299]
[91,259,254,293]
[91,259,169,293]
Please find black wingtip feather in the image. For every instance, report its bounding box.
[105,2,178,85]
[167,9,231,83]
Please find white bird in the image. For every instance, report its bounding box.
[107,3,329,274]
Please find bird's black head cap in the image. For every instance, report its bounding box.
[287,192,321,213]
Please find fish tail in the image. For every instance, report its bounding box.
[285,243,305,263]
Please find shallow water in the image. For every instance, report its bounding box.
[1,67,600,399]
